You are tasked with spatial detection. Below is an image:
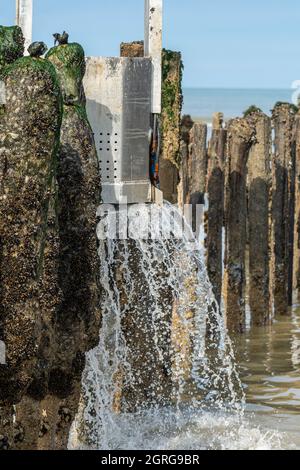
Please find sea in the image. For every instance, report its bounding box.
[182,88,295,122]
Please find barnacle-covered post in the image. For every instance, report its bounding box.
[223,118,255,332]
[245,109,271,325]
[15,0,33,53]
[43,40,101,449]
[160,49,183,203]
[206,113,227,306]
[0,25,24,76]
[46,39,101,368]
[271,103,297,315]
[0,25,24,109]
[0,48,62,448]
[292,113,300,297]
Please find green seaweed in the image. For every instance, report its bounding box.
[273,101,298,114]
[243,105,263,117]
[46,43,85,106]
[0,25,24,77]
[161,49,183,167]
[3,55,61,92]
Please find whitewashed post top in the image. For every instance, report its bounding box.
[16,0,33,54]
[144,0,163,114]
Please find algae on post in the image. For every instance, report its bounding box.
[46,43,86,106]
[161,48,183,167]
[46,41,101,401]
[0,54,62,405]
[0,25,24,77]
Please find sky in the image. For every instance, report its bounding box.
[1,0,300,89]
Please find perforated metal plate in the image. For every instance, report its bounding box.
[84,57,152,204]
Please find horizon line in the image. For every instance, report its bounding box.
[183,86,293,90]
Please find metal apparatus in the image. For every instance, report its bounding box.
[84,0,163,204]
[14,0,164,205]
[84,57,153,205]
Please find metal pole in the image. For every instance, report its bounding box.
[144,0,163,114]
[16,0,33,54]
[16,0,20,25]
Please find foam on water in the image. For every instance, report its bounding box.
[70,407,284,450]
[69,202,282,450]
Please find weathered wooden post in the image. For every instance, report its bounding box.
[178,115,193,207]
[0,49,62,448]
[11,39,101,451]
[46,39,101,391]
[189,122,208,206]
[245,110,271,325]
[224,118,255,332]
[160,49,183,203]
[120,41,144,57]
[178,117,207,241]
[206,113,226,305]
[0,406,14,450]
[271,103,296,315]
[35,40,100,449]
[15,0,33,53]
[0,26,24,76]
[292,113,300,296]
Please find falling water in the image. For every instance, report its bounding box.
[69,203,281,450]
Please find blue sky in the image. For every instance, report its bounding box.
[1,0,300,88]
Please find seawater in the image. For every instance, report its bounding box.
[183,88,294,121]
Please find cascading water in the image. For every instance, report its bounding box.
[69,202,281,450]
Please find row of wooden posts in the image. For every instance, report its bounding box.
[179,104,300,332]
[119,43,299,333]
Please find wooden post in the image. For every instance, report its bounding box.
[246,111,271,325]
[0,406,14,450]
[224,118,254,332]
[178,115,194,207]
[206,113,226,306]
[292,113,300,296]
[15,0,33,53]
[179,120,207,231]
[14,397,40,450]
[0,56,62,407]
[189,122,208,206]
[114,239,173,413]
[144,0,163,114]
[271,103,296,315]
[178,138,189,207]
[120,41,144,57]
[46,42,101,400]
[160,49,183,203]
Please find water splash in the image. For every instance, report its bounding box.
[68,203,273,450]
